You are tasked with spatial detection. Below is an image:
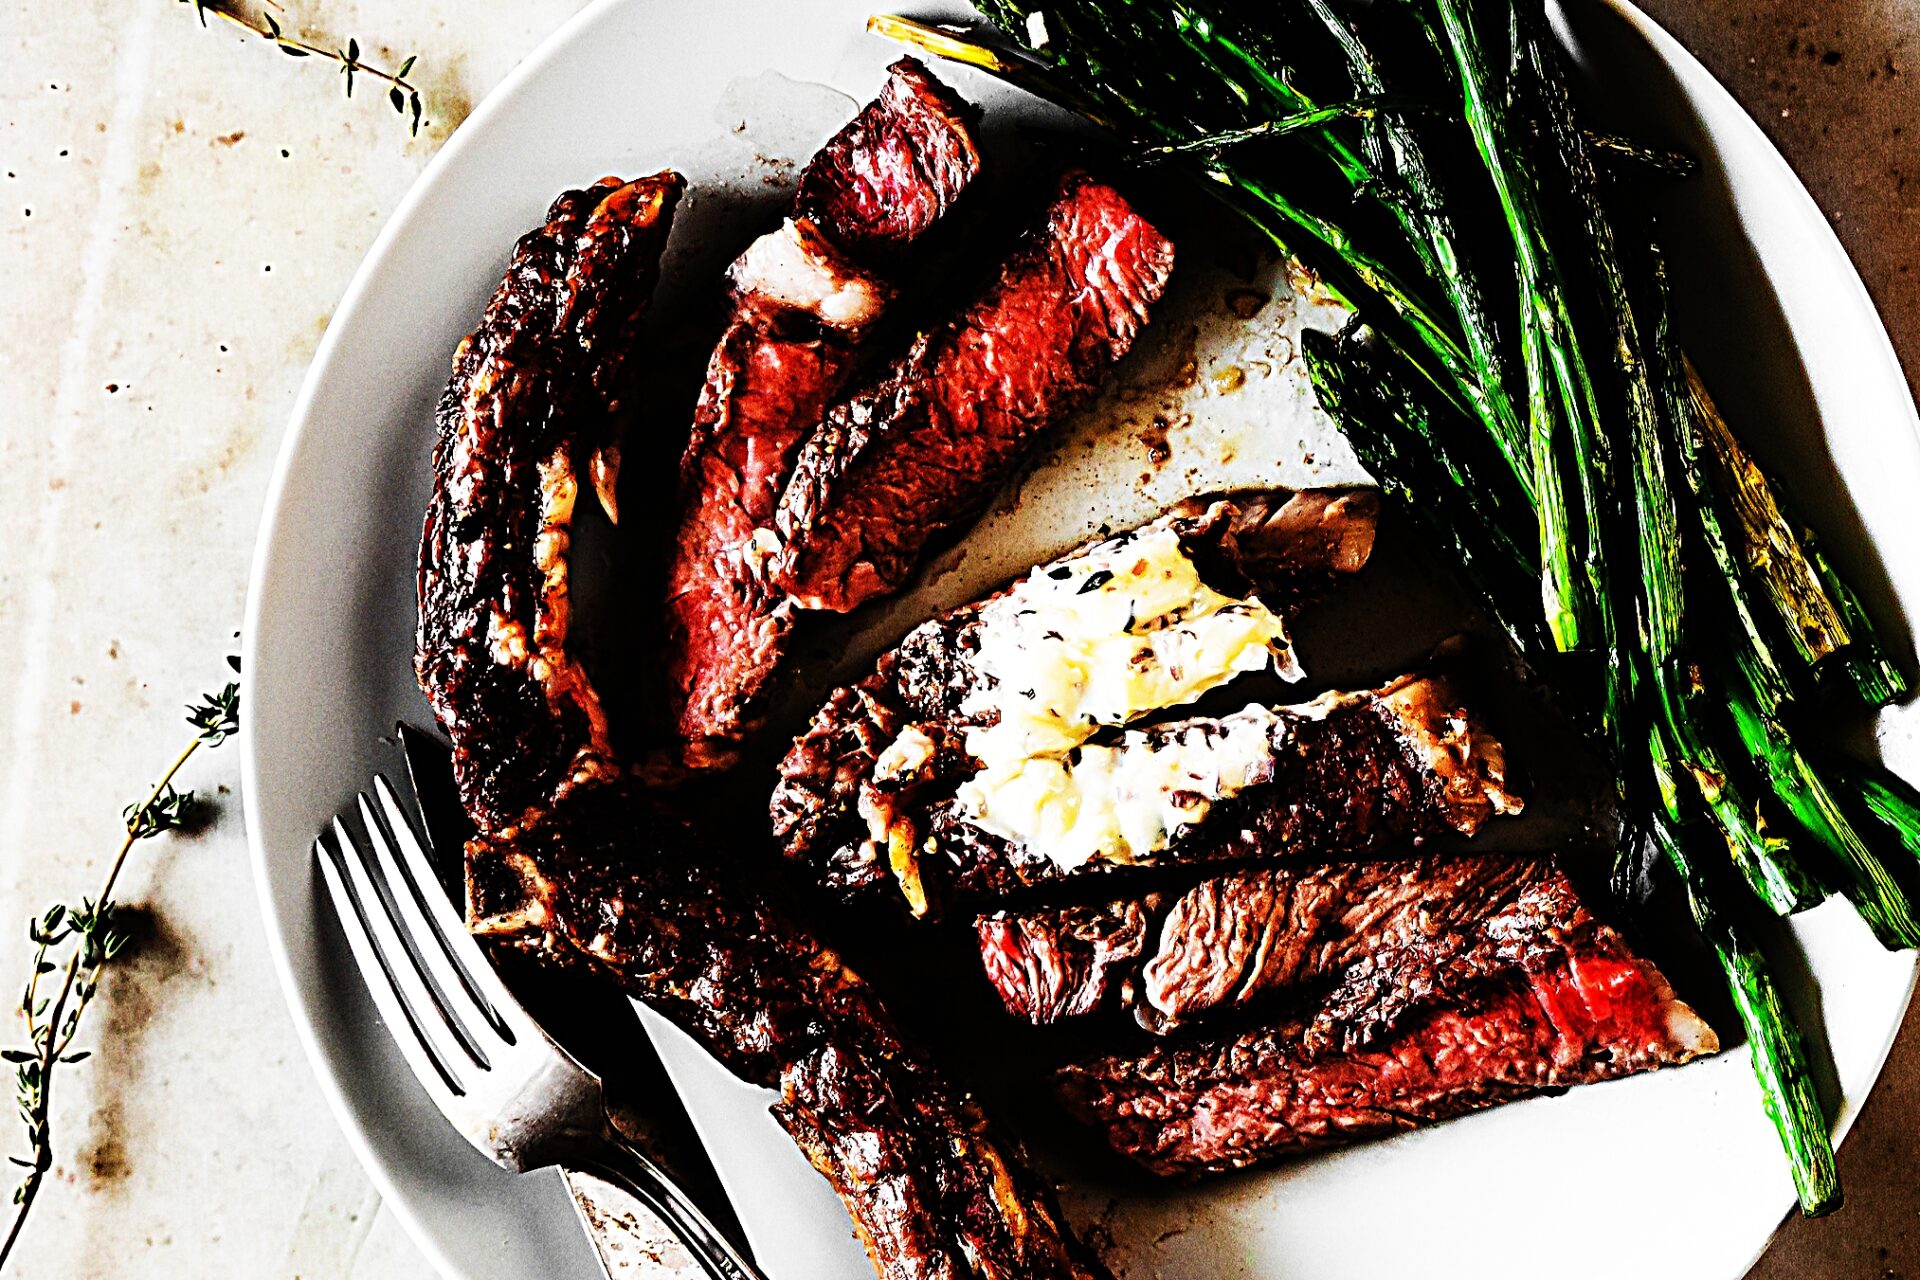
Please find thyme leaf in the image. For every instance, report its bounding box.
[0,669,241,1266]
[176,2,427,135]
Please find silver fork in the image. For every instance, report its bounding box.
[314,775,765,1280]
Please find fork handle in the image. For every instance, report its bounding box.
[568,1125,769,1280]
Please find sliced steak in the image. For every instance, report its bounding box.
[492,788,1111,1280]
[1055,858,1718,1177]
[771,491,1383,905]
[664,59,980,768]
[793,57,983,257]
[418,173,682,842]
[978,900,1155,1024]
[769,171,1177,613]
[980,854,1557,1030]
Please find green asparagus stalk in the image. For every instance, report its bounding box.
[1300,0,1531,493]
[1640,243,1920,941]
[1659,660,1820,913]
[1141,100,1388,156]
[1302,327,1549,656]
[1688,364,1854,670]
[1803,531,1912,707]
[1651,814,1840,1216]
[1519,32,1816,913]
[1653,287,1796,708]
[1721,655,1920,945]
[1433,0,1596,655]
[1833,761,1920,862]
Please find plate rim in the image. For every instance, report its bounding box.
[239,0,632,1271]
[239,1,1920,1275]
[1608,1,1920,1271]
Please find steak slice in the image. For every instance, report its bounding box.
[418,173,682,841]
[771,491,1386,909]
[793,57,983,257]
[769,171,1177,613]
[1055,857,1718,1177]
[665,59,980,768]
[980,854,1559,1030]
[977,899,1155,1025]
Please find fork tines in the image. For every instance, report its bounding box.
[314,776,524,1111]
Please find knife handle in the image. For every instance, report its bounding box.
[566,1122,767,1280]
[564,1168,693,1277]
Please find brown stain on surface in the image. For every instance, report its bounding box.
[285,311,334,366]
[419,51,476,148]
[74,906,199,1196]
[81,1126,132,1191]
[182,418,261,494]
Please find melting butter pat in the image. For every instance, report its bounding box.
[954,706,1285,871]
[958,523,1299,776]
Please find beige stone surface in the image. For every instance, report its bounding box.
[1,0,1914,1276]
[0,3,592,1275]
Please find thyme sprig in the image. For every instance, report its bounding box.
[1,676,242,1271]
[179,1,425,135]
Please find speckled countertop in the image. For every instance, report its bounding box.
[1,1,1914,1276]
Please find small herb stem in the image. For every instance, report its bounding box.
[0,952,75,1268]
[180,2,425,134]
[0,734,200,1271]
[206,8,399,86]
[3,679,237,1271]
[103,739,201,906]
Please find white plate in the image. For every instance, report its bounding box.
[242,1,1920,1276]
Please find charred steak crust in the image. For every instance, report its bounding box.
[769,492,1384,898]
[474,788,1110,1280]
[979,854,1564,1029]
[770,171,1178,613]
[1053,856,1718,1178]
[419,175,1108,1279]
[665,59,982,765]
[417,173,683,841]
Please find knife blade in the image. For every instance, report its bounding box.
[393,721,755,1262]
